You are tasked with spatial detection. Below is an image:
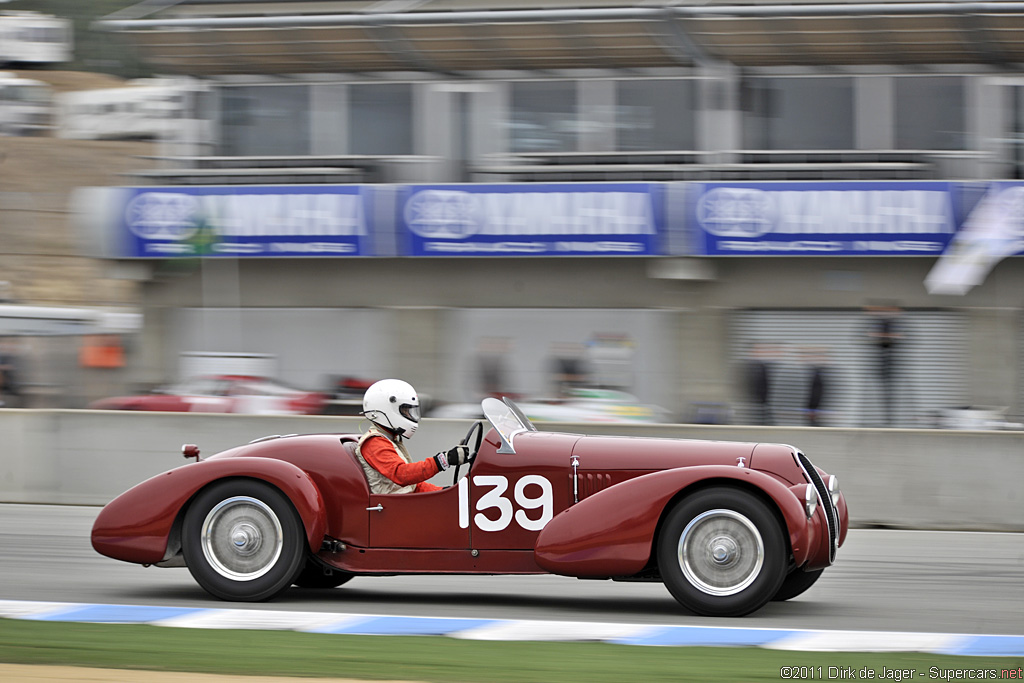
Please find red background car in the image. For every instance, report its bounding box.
[89,375,326,415]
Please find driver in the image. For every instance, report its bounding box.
[356,379,469,494]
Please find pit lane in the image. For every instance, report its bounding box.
[1,504,1021,636]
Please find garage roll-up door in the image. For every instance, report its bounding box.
[730,309,966,428]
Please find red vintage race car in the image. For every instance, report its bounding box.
[92,397,848,617]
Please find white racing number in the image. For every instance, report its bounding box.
[458,475,553,532]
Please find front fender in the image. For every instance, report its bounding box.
[92,457,327,565]
[534,465,811,578]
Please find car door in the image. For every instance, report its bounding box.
[366,426,578,552]
[367,486,470,549]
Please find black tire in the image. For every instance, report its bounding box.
[772,568,824,601]
[292,559,354,589]
[657,487,787,617]
[182,479,306,601]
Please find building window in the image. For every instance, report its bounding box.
[509,81,577,153]
[219,85,310,156]
[349,83,413,155]
[742,77,854,150]
[616,79,695,151]
[894,76,965,150]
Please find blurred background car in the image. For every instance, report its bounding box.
[89,375,327,415]
[430,388,667,424]
[320,376,374,416]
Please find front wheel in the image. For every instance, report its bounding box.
[182,479,306,601]
[658,487,787,617]
[772,568,823,601]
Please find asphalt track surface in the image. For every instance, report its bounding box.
[1,504,1022,636]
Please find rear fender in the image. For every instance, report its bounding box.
[534,465,809,577]
[91,457,327,565]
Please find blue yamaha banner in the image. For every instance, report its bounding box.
[119,185,373,258]
[688,181,961,256]
[397,184,664,257]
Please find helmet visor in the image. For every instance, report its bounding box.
[399,403,420,424]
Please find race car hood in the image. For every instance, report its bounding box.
[569,434,757,471]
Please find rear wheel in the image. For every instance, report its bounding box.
[772,568,824,601]
[182,479,306,601]
[658,487,787,617]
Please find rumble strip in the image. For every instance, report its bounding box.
[0,600,1021,657]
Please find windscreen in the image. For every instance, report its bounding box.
[504,398,537,432]
[481,396,536,453]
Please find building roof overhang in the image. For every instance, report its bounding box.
[97,1,1024,74]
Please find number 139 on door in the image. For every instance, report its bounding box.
[458,475,553,532]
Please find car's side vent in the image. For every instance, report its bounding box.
[795,450,838,564]
[579,473,613,500]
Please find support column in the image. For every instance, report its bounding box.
[855,75,893,150]
[695,62,741,159]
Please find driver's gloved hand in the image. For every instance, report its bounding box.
[433,445,470,472]
[446,445,470,465]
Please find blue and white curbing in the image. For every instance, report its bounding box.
[1,600,1021,657]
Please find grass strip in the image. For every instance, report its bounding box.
[1,618,1022,682]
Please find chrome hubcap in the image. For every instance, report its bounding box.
[231,523,260,551]
[201,496,283,581]
[678,509,764,596]
[710,536,738,564]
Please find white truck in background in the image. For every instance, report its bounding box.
[0,11,72,66]
[0,71,51,135]
[178,352,278,382]
[56,77,208,141]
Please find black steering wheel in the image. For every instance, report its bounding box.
[453,420,483,483]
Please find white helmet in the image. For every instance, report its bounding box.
[362,379,420,438]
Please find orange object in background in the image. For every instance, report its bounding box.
[80,335,125,369]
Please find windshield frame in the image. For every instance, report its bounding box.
[481,396,537,454]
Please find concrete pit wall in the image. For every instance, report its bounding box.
[1,409,1021,531]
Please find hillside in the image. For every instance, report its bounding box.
[0,69,156,305]
[9,69,127,93]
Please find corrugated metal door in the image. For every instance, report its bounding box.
[730,309,966,428]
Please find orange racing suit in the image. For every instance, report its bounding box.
[357,429,442,494]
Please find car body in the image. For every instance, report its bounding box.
[92,397,848,616]
[89,375,326,415]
